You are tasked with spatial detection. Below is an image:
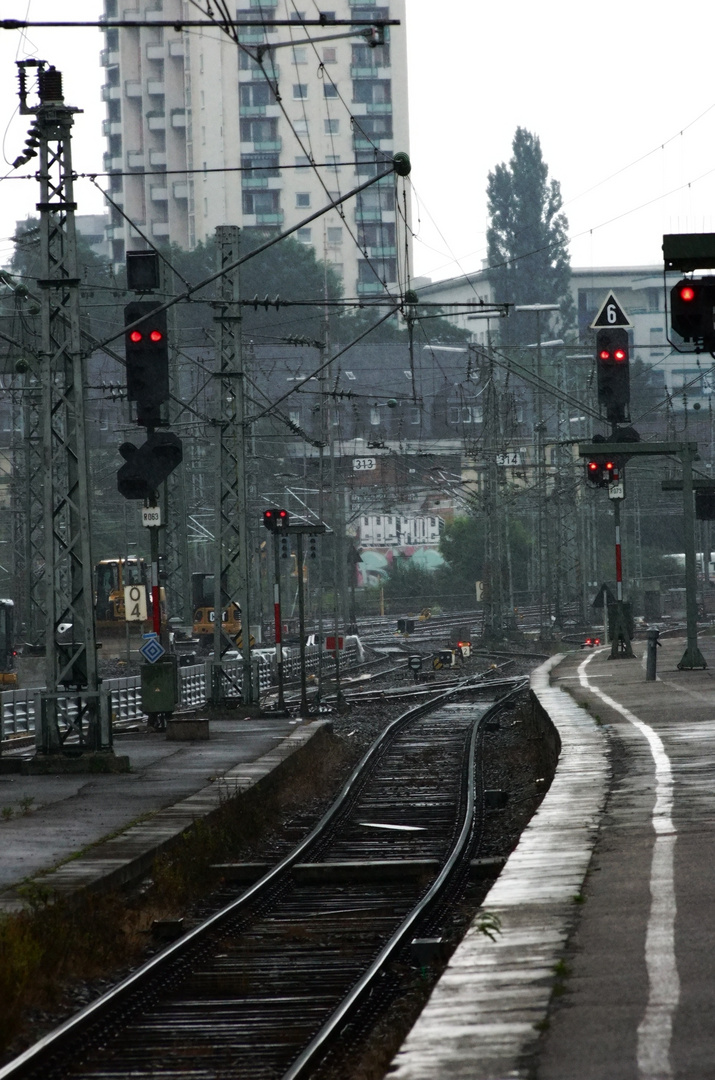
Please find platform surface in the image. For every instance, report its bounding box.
[0,715,318,911]
[391,634,715,1080]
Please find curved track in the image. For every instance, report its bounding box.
[0,675,526,1080]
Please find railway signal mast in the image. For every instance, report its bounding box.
[587,292,633,657]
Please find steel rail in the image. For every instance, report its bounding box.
[281,678,527,1079]
[0,677,493,1080]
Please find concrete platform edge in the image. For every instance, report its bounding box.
[389,654,610,1080]
[0,719,330,913]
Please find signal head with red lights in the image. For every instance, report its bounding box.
[670,277,715,348]
[595,327,630,423]
[263,508,290,531]
[124,300,169,426]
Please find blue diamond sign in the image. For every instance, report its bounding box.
[140,634,165,664]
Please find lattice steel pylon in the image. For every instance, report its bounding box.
[210,225,253,703]
[19,63,106,751]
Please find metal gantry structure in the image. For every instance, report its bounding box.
[22,63,106,750]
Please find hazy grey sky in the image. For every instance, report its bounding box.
[1,1,713,283]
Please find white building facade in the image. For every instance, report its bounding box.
[414,265,702,398]
[101,0,409,297]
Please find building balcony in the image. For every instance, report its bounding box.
[103,153,123,170]
[146,113,166,131]
[171,109,187,128]
[146,44,164,60]
[149,149,167,167]
[242,212,284,227]
[102,119,123,137]
[350,65,390,79]
[242,176,268,188]
[357,279,393,295]
[124,80,142,98]
[172,181,189,199]
[366,245,397,258]
[365,102,392,114]
[151,221,171,237]
[251,139,281,152]
[146,79,165,96]
[239,66,279,80]
[150,185,169,201]
[100,48,120,67]
[169,40,185,58]
[101,84,122,102]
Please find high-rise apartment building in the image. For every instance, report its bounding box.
[100,0,409,297]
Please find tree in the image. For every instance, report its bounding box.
[487,128,574,346]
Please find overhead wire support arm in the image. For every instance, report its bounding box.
[97,157,411,353]
[0,18,400,29]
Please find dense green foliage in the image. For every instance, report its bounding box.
[487,128,574,346]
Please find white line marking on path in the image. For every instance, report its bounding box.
[578,651,679,1080]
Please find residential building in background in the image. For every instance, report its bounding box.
[414,266,698,399]
[100,0,409,297]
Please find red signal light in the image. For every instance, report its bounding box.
[605,460,614,470]
[614,348,626,361]
[278,509,287,519]
[149,329,163,342]
[599,349,610,360]
[588,461,598,472]
[129,330,143,343]
[680,285,696,302]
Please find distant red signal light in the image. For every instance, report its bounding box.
[680,285,696,302]
[605,461,614,470]
[588,461,598,472]
[129,330,143,343]
[614,348,626,361]
[149,329,163,342]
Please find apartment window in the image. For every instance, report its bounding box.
[292,46,308,64]
[327,226,343,244]
[290,10,306,19]
[294,118,309,136]
[296,192,310,208]
[239,117,279,142]
[356,186,395,214]
[241,153,280,177]
[358,258,396,283]
[353,79,391,105]
[352,42,390,67]
[240,82,271,108]
[242,189,280,214]
[295,155,310,171]
[358,222,396,248]
[322,47,337,63]
[292,83,308,100]
[323,84,338,98]
[326,155,340,173]
[324,118,339,134]
[297,227,312,243]
[356,115,393,138]
[330,263,343,277]
[448,405,483,424]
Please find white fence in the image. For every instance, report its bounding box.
[0,642,358,743]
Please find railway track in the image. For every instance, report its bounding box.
[0,674,526,1080]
